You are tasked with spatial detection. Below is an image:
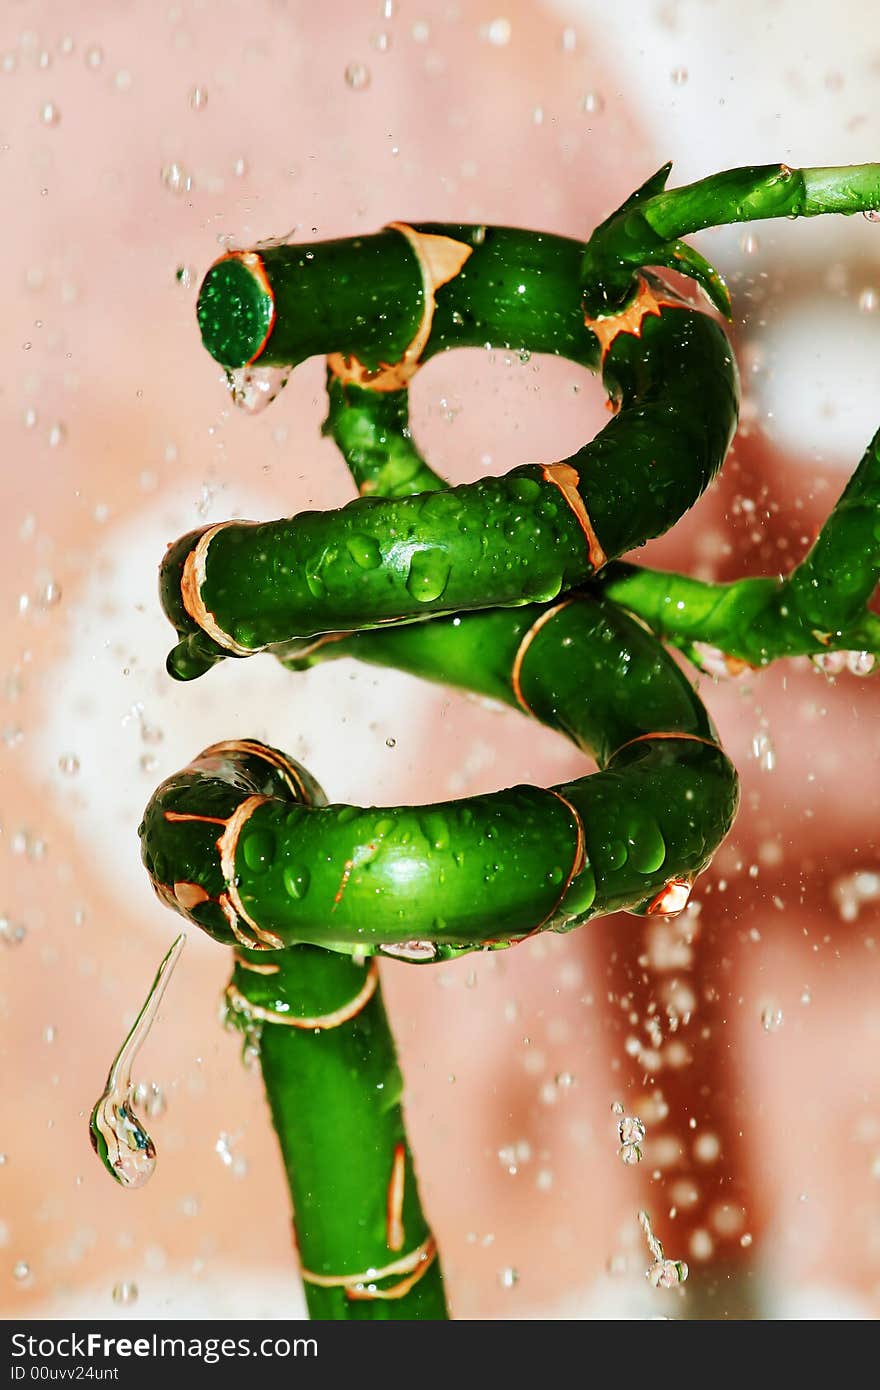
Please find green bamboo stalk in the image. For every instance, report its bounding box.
[590,423,880,673]
[142,586,738,955]
[580,161,880,315]
[139,163,880,1322]
[227,944,447,1319]
[140,739,447,1319]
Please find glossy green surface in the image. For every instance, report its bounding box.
[581,161,880,315]
[141,164,880,1323]
[231,945,447,1319]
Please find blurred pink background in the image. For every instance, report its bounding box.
[2,0,880,1319]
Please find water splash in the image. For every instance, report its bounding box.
[618,1115,646,1165]
[639,1209,688,1289]
[89,934,185,1188]
[224,364,291,414]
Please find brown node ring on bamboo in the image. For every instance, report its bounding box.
[510,596,578,716]
[299,1234,438,1302]
[386,1143,406,1252]
[482,784,587,950]
[540,463,606,570]
[225,960,380,1030]
[180,521,264,657]
[217,794,284,950]
[584,275,691,364]
[326,223,473,392]
[199,737,313,805]
[607,731,724,763]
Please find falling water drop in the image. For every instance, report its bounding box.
[89,934,185,1188]
[618,1115,646,1165]
[224,364,291,413]
[344,62,371,90]
[761,1004,784,1033]
[639,1209,688,1288]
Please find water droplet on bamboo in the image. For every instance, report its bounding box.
[346,534,382,569]
[89,934,185,1189]
[405,550,451,603]
[242,829,275,873]
[282,864,310,899]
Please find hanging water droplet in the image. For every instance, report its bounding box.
[188,86,208,111]
[858,287,878,313]
[380,940,438,962]
[498,1266,519,1288]
[385,736,396,748]
[670,66,688,85]
[344,61,371,90]
[581,91,605,114]
[47,421,66,447]
[846,650,875,676]
[112,1280,138,1305]
[175,265,194,289]
[40,101,60,126]
[741,232,760,255]
[225,364,290,413]
[84,44,103,69]
[12,1260,31,1282]
[89,935,185,1189]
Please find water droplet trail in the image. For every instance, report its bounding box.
[89,934,185,1188]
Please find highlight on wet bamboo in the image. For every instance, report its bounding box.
[91,161,880,1320]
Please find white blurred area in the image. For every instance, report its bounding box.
[559,0,880,466]
[3,0,880,1324]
